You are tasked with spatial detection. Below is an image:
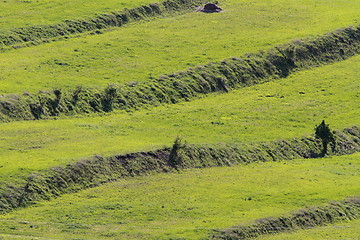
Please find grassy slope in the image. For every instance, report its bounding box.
[0,0,359,94]
[256,219,360,240]
[0,0,155,31]
[0,153,359,239]
[0,53,359,186]
[0,0,359,238]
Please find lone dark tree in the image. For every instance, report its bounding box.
[169,137,184,168]
[315,120,335,156]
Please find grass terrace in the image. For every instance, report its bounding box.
[0,154,359,239]
[0,0,359,239]
[0,0,156,31]
[0,0,359,94]
[0,53,359,186]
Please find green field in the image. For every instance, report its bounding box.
[257,219,360,240]
[0,154,359,239]
[0,0,154,31]
[0,53,359,185]
[0,0,359,239]
[0,0,359,94]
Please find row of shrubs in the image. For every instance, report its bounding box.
[0,25,359,122]
[212,197,360,239]
[0,0,206,48]
[1,126,359,213]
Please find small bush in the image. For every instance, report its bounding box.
[315,120,335,155]
[169,137,185,167]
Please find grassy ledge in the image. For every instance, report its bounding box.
[211,197,360,240]
[0,0,207,49]
[1,126,359,213]
[0,25,359,122]
[1,153,358,239]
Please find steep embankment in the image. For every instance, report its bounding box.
[0,25,359,122]
[0,0,206,49]
[211,197,360,240]
[1,126,359,213]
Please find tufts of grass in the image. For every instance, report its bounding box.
[256,219,360,240]
[1,24,359,121]
[0,0,207,48]
[1,126,357,213]
[0,0,164,31]
[0,153,359,239]
[0,0,359,94]
[0,53,359,186]
[212,197,360,239]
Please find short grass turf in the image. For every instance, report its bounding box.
[0,0,156,31]
[0,52,359,187]
[256,219,360,240]
[0,0,359,94]
[0,153,359,239]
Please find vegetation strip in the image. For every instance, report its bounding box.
[1,126,359,213]
[0,25,359,122]
[211,197,360,240]
[0,0,206,49]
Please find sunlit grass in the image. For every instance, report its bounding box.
[0,53,358,184]
[0,153,358,239]
[0,0,155,31]
[257,219,360,240]
[0,1,359,238]
[0,0,359,94]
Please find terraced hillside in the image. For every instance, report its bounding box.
[0,0,359,94]
[1,154,359,239]
[0,0,359,239]
[1,0,176,28]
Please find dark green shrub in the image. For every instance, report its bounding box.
[102,84,117,112]
[169,137,185,167]
[315,120,335,155]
